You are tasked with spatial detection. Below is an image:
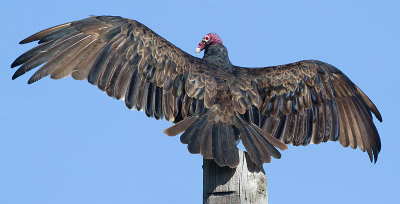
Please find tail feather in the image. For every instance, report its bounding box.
[187,117,208,154]
[251,124,288,151]
[180,118,203,144]
[210,123,239,167]
[200,123,213,159]
[247,126,274,163]
[221,125,240,167]
[238,124,264,165]
[212,124,225,166]
[163,112,287,167]
[248,124,282,159]
[163,116,196,136]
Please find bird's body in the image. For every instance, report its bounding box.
[11,16,382,168]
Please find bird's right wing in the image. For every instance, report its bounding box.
[11,15,209,123]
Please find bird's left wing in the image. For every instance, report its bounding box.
[236,60,382,162]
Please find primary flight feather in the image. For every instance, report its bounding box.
[11,16,382,167]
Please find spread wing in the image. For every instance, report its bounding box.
[11,16,381,166]
[11,15,207,123]
[237,60,382,162]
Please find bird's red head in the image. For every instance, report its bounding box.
[196,33,223,54]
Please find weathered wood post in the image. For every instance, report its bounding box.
[203,150,268,204]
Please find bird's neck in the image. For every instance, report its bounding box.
[203,44,232,67]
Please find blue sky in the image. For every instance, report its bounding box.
[2,0,399,203]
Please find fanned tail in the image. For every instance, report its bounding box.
[164,114,240,168]
[164,112,288,167]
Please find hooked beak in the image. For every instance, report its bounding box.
[196,47,201,54]
[196,42,205,54]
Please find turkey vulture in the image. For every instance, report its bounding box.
[11,16,381,168]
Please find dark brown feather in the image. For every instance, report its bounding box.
[113,61,134,100]
[341,98,359,149]
[187,117,209,154]
[281,114,297,144]
[238,124,264,165]
[145,83,155,117]
[97,41,128,91]
[12,41,54,68]
[212,124,225,166]
[337,98,351,148]
[221,125,240,167]
[293,110,307,146]
[313,103,325,144]
[346,97,365,151]
[163,116,196,136]
[154,86,163,120]
[19,22,72,44]
[134,77,147,111]
[124,69,139,109]
[200,123,214,159]
[104,57,127,97]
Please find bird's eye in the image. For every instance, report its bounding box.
[203,36,210,43]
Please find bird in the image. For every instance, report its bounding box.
[11,15,382,168]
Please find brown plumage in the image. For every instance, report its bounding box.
[11,16,382,167]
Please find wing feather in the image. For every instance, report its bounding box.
[12,15,206,124]
[240,60,381,162]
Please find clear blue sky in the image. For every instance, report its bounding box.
[2,0,399,203]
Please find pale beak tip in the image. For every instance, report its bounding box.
[195,47,201,54]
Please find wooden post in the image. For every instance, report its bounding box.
[203,150,268,204]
